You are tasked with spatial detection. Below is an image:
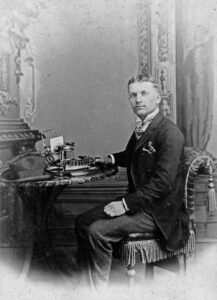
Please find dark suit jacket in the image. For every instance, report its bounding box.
[113,112,189,251]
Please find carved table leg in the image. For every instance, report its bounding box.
[126,264,136,288]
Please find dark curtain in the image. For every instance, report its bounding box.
[176,0,214,150]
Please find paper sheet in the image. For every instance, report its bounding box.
[50,136,64,152]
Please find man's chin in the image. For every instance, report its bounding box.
[134,109,147,119]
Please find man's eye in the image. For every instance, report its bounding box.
[141,91,147,96]
[130,93,136,98]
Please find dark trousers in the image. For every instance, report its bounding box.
[75,202,157,289]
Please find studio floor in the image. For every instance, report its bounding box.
[1,243,217,300]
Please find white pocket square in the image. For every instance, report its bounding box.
[142,141,156,154]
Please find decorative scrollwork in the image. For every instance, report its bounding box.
[155,0,169,62]
[8,30,28,85]
[137,0,151,74]
[0,50,10,91]
[24,56,37,124]
[0,92,18,116]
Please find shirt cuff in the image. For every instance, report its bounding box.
[122,198,129,211]
[108,154,115,165]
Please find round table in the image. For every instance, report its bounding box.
[0,165,118,280]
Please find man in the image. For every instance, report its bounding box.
[75,74,189,290]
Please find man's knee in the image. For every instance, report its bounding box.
[88,221,105,241]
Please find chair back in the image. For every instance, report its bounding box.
[182,147,216,225]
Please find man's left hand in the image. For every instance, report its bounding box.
[104,201,126,217]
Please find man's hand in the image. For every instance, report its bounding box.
[104,201,126,217]
[95,155,112,164]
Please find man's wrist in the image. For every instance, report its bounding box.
[108,154,115,165]
[122,198,129,211]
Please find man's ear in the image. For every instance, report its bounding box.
[156,95,161,104]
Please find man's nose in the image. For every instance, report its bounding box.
[135,93,143,103]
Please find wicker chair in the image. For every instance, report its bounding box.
[121,147,217,287]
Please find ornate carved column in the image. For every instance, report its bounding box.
[0,1,42,172]
[137,0,176,122]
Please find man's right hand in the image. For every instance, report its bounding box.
[94,155,112,164]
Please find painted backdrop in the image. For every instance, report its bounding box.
[20,0,139,156]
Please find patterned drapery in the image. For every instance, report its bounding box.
[176,0,215,149]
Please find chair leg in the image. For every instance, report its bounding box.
[145,263,154,281]
[183,254,187,274]
[126,264,136,288]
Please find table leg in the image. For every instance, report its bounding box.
[35,185,65,273]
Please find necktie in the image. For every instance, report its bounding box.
[135,118,153,140]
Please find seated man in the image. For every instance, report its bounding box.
[75,74,189,290]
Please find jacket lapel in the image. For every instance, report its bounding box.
[134,112,164,151]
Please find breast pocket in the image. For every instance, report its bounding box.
[137,149,156,174]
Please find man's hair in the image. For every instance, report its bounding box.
[128,74,161,95]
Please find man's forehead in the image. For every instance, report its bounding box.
[129,81,155,92]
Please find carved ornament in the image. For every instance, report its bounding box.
[0,130,41,143]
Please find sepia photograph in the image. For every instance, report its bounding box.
[0,0,217,299]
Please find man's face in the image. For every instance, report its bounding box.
[128,81,160,120]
